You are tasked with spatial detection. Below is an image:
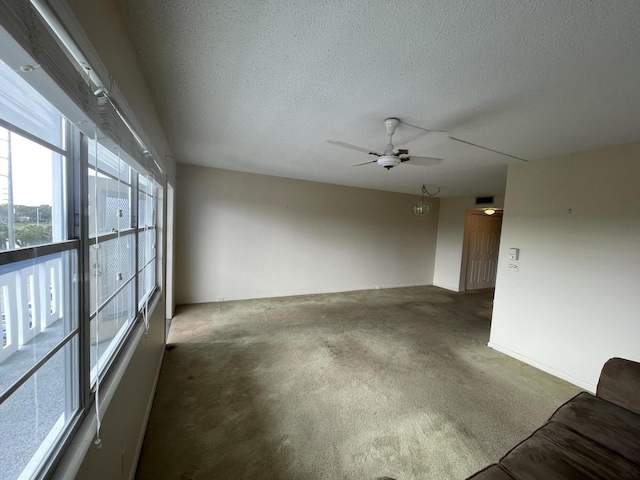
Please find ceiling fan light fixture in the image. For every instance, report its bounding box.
[378,155,401,170]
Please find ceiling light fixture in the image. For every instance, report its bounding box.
[484,208,496,215]
[413,184,442,216]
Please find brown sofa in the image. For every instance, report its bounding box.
[467,357,640,479]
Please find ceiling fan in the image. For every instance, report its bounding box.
[328,117,528,169]
[328,118,443,170]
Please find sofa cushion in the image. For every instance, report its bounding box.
[466,464,514,479]
[550,392,640,467]
[597,357,640,415]
[499,421,640,480]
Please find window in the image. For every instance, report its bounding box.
[86,139,159,382]
[88,140,136,382]
[137,174,157,309]
[0,10,163,477]
[0,60,79,480]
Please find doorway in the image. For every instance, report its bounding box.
[460,210,503,291]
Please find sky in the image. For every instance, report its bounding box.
[0,59,59,206]
[0,132,54,206]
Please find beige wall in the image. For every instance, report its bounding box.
[490,142,640,391]
[433,195,504,291]
[176,165,440,303]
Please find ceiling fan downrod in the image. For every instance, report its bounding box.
[380,118,401,169]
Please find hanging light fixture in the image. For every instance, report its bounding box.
[413,185,441,215]
[413,199,432,216]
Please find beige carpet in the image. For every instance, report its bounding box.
[135,286,580,479]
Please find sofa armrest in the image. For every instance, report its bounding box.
[596,357,640,415]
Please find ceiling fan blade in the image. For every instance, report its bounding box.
[423,131,450,147]
[448,136,527,162]
[351,159,378,167]
[398,120,527,161]
[401,156,443,167]
[397,121,451,147]
[327,140,380,156]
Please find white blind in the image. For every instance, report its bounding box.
[0,0,97,123]
[0,0,163,179]
[0,58,64,148]
[96,96,162,181]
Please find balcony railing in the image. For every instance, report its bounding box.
[1,255,63,363]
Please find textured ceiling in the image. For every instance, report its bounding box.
[116,0,640,196]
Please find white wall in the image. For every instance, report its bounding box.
[175,165,440,304]
[490,142,640,391]
[433,195,504,291]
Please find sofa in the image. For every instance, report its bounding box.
[467,357,640,479]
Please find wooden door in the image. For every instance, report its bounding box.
[464,213,502,290]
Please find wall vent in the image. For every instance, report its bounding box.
[475,196,494,205]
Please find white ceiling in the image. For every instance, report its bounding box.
[117,0,640,196]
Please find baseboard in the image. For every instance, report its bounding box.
[432,282,460,292]
[182,283,435,304]
[487,342,596,393]
[128,345,166,480]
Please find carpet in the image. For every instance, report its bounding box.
[135,286,579,479]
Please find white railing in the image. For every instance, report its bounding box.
[0,256,63,363]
